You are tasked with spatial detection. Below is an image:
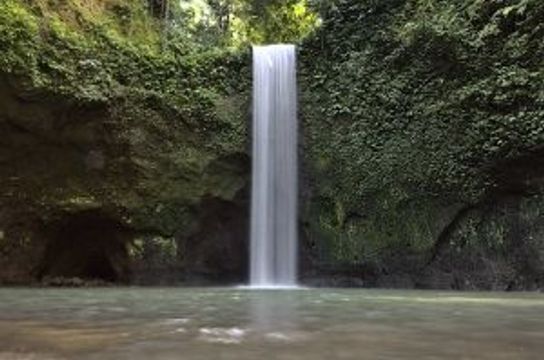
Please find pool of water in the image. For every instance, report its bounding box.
[0,288,543,359]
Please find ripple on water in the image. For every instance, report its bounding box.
[0,352,64,360]
[264,332,291,342]
[198,327,247,344]
[162,318,190,325]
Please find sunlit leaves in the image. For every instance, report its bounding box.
[169,0,319,47]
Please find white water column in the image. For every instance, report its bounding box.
[250,44,298,287]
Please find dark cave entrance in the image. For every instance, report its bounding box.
[39,211,131,282]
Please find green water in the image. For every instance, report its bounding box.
[0,288,543,359]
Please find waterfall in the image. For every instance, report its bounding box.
[250,44,298,287]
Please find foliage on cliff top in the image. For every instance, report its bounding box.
[169,0,319,47]
[0,0,251,155]
[1,0,247,93]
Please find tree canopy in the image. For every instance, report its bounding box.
[161,0,320,49]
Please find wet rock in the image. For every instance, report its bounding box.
[0,73,249,285]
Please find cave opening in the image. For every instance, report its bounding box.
[39,211,131,282]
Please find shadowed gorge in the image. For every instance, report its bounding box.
[0,0,543,290]
[1,1,544,359]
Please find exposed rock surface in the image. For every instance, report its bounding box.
[0,0,250,285]
[0,73,250,284]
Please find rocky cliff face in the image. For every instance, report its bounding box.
[0,0,251,285]
[298,0,544,290]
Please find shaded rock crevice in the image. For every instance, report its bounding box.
[37,210,132,282]
[419,150,544,290]
[178,187,250,285]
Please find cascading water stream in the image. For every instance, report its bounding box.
[250,45,298,287]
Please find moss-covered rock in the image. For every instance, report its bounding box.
[299,0,544,289]
[0,0,251,284]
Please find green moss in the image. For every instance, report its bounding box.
[0,0,40,74]
[0,0,251,241]
[300,0,544,267]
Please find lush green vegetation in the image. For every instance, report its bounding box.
[0,0,253,283]
[165,0,320,48]
[300,0,544,285]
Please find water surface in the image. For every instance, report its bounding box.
[0,288,543,359]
